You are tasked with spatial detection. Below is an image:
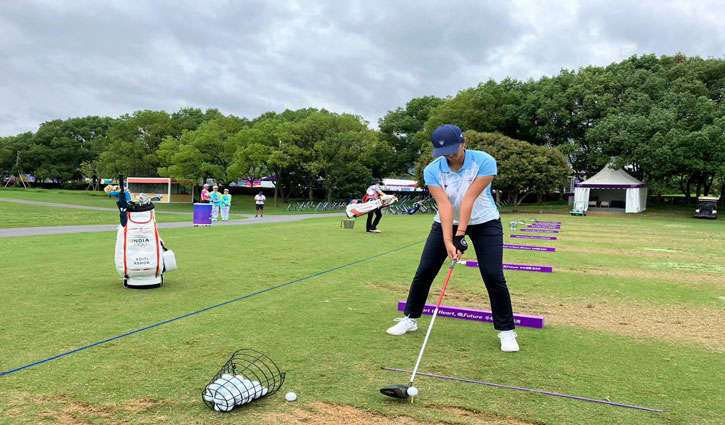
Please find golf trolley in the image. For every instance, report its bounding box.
[570,201,587,216]
[694,197,719,219]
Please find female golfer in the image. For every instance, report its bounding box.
[364,179,386,233]
[386,124,519,352]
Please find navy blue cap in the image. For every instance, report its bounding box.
[431,124,464,157]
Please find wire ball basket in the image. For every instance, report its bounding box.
[202,349,286,412]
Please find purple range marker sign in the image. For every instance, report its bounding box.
[511,234,557,241]
[464,260,553,273]
[504,244,555,252]
[534,221,561,224]
[521,229,559,234]
[528,225,561,229]
[397,301,544,328]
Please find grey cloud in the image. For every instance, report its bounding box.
[1,0,724,136]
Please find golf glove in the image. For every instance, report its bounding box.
[453,235,468,253]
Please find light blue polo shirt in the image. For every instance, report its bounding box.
[423,149,499,225]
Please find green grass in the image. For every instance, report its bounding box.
[0,191,724,424]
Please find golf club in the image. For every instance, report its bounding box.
[381,259,457,400]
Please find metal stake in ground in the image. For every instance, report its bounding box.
[380,259,457,401]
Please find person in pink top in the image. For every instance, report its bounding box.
[200,184,211,203]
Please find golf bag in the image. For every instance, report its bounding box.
[114,203,176,288]
[345,194,398,218]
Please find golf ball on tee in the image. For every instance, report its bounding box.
[285,391,297,402]
[407,387,419,396]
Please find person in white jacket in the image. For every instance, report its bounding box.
[254,191,266,217]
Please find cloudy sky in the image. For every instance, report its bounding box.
[1,0,724,136]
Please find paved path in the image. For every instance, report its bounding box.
[0,198,343,238]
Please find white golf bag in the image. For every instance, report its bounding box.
[345,194,398,218]
[114,206,176,288]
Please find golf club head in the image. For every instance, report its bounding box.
[380,385,409,399]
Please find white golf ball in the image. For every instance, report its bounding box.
[214,402,234,412]
[407,387,419,396]
[203,383,222,402]
[251,381,263,399]
[212,386,235,412]
[285,391,297,402]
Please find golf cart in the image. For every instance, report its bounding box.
[694,197,719,219]
[570,201,587,216]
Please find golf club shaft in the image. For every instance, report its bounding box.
[408,259,456,387]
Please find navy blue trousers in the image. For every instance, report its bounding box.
[403,219,515,331]
[366,208,382,231]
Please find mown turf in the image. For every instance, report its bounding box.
[0,193,723,425]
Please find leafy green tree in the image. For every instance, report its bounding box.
[426,79,535,144]
[379,95,444,175]
[170,108,223,134]
[26,116,112,183]
[157,115,248,185]
[280,110,379,201]
[237,109,319,204]
[100,110,176,177]
[0,136,19,179]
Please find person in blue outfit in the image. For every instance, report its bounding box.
[209,185,222,222]
[385,124,519,352]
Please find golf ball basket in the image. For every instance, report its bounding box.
[202,349,285,412]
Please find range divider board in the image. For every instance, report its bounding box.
[504,244,555,252]
[511,235,557,241]
[462,260,553,273]
[397,301,544,328]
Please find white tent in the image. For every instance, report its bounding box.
[574,166,647,213]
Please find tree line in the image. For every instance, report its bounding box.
[1,54,723,204]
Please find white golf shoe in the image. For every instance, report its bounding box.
[498,330,519,352]
[386,316,418,335]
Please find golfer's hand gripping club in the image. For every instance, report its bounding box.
[453,235,468,254]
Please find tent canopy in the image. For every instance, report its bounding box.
[576,166,645,188]
[574,165,647,213]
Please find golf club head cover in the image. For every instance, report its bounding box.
[453,235,468,254]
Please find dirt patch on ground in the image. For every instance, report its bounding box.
[34,396,166,424]
[40,401,114,425]
[369,281,723,350]
[260,401,534,425]
[555,245,725,264]
[555,265,724,285]
[439,290,725,351]
[562,229,724,242]
[120,398,159,412]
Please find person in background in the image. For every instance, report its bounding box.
[385,124,519,353]
[254,191,266,217]
[210,185,222,222]
[221,188,232,221]
[364,179,386,233]
[200,183,211,203]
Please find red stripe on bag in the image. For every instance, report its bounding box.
[123,224,128,276]
[153,211,160,277]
